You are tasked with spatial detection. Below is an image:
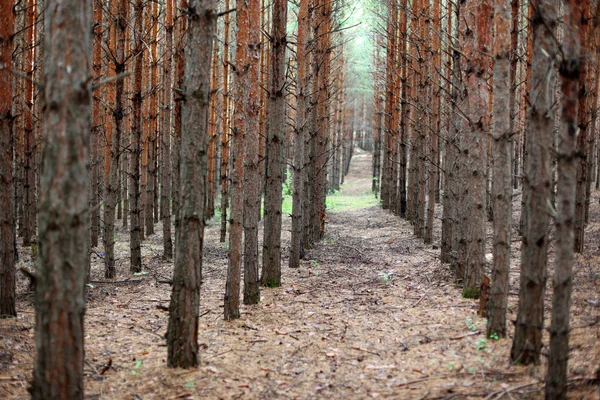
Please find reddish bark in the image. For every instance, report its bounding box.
[31,0,92,396]
[0,0,16,319]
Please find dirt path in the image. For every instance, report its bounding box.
[1,151,598,399]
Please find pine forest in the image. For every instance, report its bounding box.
[0,0,599,398]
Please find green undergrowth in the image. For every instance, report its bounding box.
[207,182,378,225]
[281,188,378,215]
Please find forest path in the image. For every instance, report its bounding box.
[3,152,598,399]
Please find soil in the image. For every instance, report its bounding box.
[1,151,599,399]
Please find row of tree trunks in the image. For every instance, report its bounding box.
[373,0,594,394]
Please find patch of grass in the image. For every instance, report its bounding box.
[462,286,480,299]
[211,178,379,222]
[282,188,378,214]
[325,190,379,211]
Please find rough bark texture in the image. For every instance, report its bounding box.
[130,0,145,273]
[313,0,331,242]
[487,0,513,338]
[440,0,455,265]
[31,0,91,397]
[546,1,581,396]
[460,0,492,296]
[166,0,216,368]
[242,0,261,305]
[104,0,128,279]
[172,2,186,263]
[509,0,519,191]
[574,0,592,253]
[146,1,159,237]
[161,0,174,259]
[225,0,260,318]
[398,0,409,218]
[0,0,16,319]
[414,0,427,239]
[262,0,288,287]
[390,1,400,216]
[290,0,309,270]
[382,0,397,211]
[425,0,441,244]
[91,0,103,249]
[22,1,35,248]
[219,0,231,243]
[511,0,557,366]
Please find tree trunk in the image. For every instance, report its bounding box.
[313,0,331,242]
[425,0,441,244]
[574,0,592,253]
[398,0,409,218]
[459,0,491,296]
[166,0,215,368]
[130,0,145,273]
[242,0,262,305]
[104,0,128,279]
[262,0,288,288]
[487,0,513,338]
[511,0,557,365]
[290,0,309,270]
[91,0,103,249]
[382,0,397,211]
[0,0,16,319]
[172,2,186,262]
[545,1,581,396]
[22,1,36,248]
[510,0,520,190]
[219,0,232,243]
[146,1,159,237]
[161,0,174,260]
[206,44,218,219]
[31,0,91,397]
[225,0,261,318]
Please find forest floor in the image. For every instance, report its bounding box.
[1,151,599,399]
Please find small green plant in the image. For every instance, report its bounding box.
[489,332,499,341]
[476,338,488,351]
[310,259,319,267]
[185,381,195,388]
[131,360,143,375]
[379,271,394,284]
[263,279,280,288]
[465,317,477,331]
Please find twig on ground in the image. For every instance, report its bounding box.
[412,294,426,307]
[482,381,541,400]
